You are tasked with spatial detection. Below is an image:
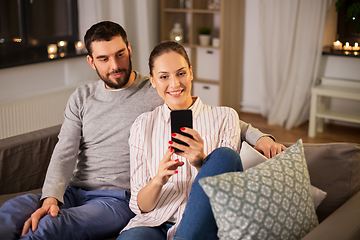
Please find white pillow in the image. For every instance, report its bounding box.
[240,141,268,171]
[240,141,327,209]
[310,184,327,209]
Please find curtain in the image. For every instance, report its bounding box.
[258,0,332,129]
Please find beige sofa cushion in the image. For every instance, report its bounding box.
[300,142,360,222]
[0,125,60,195]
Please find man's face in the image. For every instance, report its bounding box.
[87,36,133,89]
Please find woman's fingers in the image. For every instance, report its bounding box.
[170,128,206,170]
[155,147,184,185]
[170,128,202,152]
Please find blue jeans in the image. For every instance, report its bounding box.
[173,147,243,240]
[116,222,174,240]
[0,186,135,240]
[117,147,242,240]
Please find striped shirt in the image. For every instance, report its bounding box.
[122,97,241,239]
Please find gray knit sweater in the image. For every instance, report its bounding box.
[41,72,164,204]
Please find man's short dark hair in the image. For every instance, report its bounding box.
[84,21,128,56]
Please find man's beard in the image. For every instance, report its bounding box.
[95,56,133,89]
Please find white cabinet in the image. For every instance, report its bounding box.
[196,47,220,82]
[193,82,219,106]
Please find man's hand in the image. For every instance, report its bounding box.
[21,197,59,236]
[254,136,286,159]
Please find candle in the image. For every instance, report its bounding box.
[353,42,360,51]
[57,41,68,47]
[75,41,85,54]
[343,42,352,51]
[333,40,342,50]
[57,41,68,57]
[47,44,57,54]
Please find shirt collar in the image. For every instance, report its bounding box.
[162,97,203,123]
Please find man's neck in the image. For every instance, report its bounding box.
[125,71,136,88]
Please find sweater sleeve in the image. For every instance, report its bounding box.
[239,119,275,146]
[41,89,82,204]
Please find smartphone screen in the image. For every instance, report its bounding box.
[170,109,193,152]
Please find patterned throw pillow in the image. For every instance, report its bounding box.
[199,140,318,240]
[240,141,327,209]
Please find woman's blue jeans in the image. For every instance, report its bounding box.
[117,147,242,240]
[173,147,243,240]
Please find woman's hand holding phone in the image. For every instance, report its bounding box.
[170,127,206,171]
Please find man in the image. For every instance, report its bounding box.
[0,21,284,240]
[0,21,164,240]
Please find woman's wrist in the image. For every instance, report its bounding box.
[193,153,207,170]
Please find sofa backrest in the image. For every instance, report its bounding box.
[302,142,360,222]
[1,126,359,224]
[0,125,61,194]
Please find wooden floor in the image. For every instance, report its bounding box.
[240,112,360,144]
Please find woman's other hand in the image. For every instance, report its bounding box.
[138,147,184,213]
[153,147,184,186]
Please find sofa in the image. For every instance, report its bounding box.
[0,125,360,240]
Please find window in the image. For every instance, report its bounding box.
[337,0,360,45]
[0,0,79,68]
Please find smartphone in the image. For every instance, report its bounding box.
[171,109,193,152]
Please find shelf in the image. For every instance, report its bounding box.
[164,8,220,14]
[317,110,360,124]
[193,78,219,84]
[323,46,360,58]
[312,85,360,101]
[161,0,244,110]
[308,77,360,137]
[164,8,189,13]
[192,9,220,14]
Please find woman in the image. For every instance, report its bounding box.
[117,41,283,240]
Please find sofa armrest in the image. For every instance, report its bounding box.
[302,190,360,240]
[0,125,61,194]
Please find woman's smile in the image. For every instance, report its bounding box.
[168,89,184,96]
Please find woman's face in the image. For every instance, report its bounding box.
[150,51,193,110]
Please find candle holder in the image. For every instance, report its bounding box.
[353,42,359,51]
[47,44,58,59]
[331,41,360,56]
[170,23,183,43]
[332,40,342,50]
[75,41,86,54]
[57,41,68,57]
[343,42,352,51]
